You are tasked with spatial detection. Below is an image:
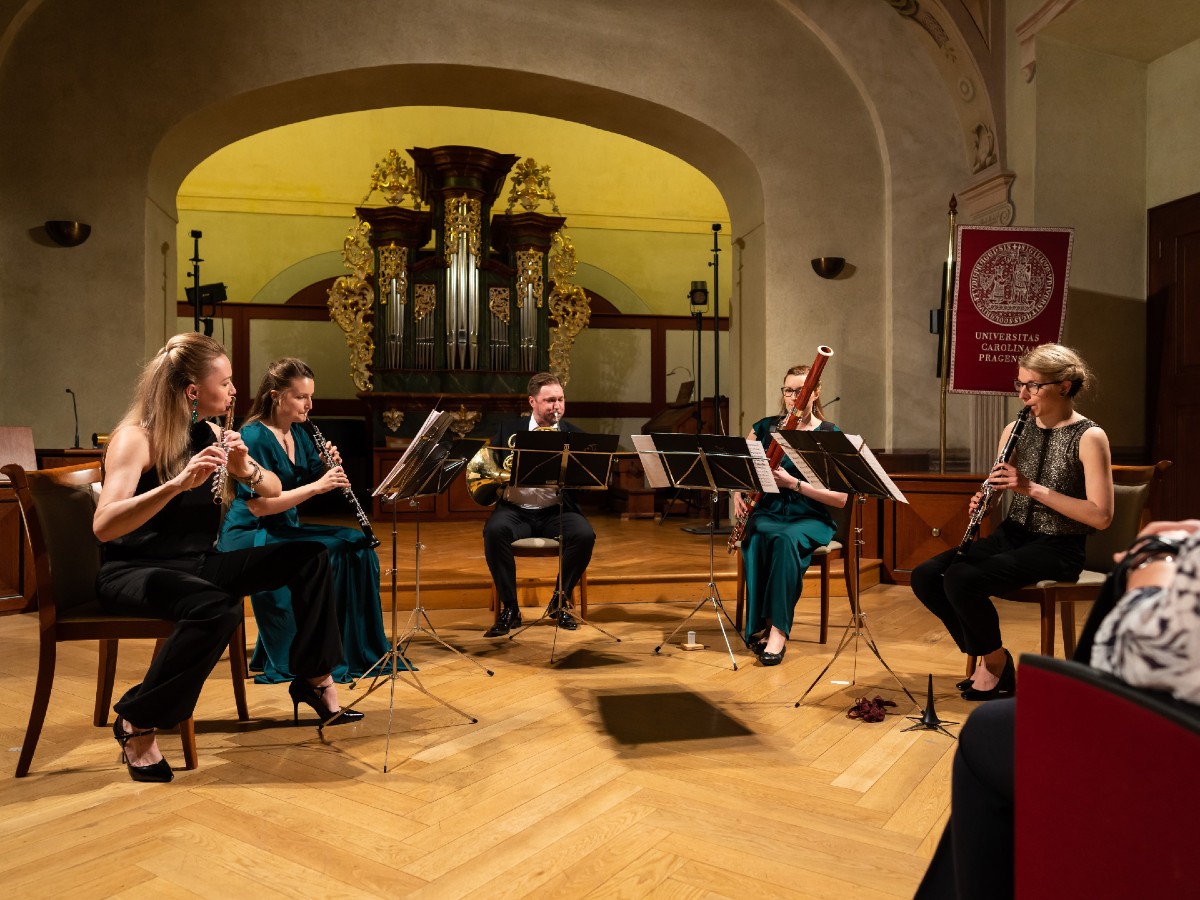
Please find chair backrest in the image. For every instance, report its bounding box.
[1082,480,1150,573]
[0,426,37,484]
[1081,462,1170,573]
[1,462,103,620]
[1016,655,1199,896]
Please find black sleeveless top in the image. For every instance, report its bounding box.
[101,422,222,562]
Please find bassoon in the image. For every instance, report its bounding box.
[726,345,833,553]
[956,405,1031,555]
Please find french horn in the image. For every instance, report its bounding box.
[465,416,559,506]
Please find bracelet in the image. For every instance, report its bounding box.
[234,459,263,487]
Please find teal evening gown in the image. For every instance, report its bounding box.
[218,421,391,683]
[741,416,838,642]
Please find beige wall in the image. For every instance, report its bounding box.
[1147,37,1200,209]
[0,1,972,457]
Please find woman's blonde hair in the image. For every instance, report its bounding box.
[244,357,315,426]
[1019,343,1094,398]
[779,364,827,418]
[112,333,228,481]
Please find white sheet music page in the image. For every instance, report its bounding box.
[747,439,780,493]
[844,433,909,504]
[373,408,448,497]
[631,434,672,488]
[772,433,827,490]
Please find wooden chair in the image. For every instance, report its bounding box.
[488,537,589,617]
[734,500,854,645]
[2,462,250,777]
[971,461,1171,673]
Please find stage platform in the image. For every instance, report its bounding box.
[347,512,881,613]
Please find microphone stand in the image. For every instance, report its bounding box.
[189,230,203,334]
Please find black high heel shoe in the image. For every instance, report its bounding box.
[112,716,173,783]
[759,645,787,667]
[289,678,365,725]
[961,650,1016,701]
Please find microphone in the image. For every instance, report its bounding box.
[65,388,80,449]
[822,396,841,408]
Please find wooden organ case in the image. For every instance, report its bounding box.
[327,146,592,519]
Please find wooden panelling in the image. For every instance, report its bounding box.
[880,473,994,584]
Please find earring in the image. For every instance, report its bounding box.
[1060,390,1067,397]
[190,396,198,424]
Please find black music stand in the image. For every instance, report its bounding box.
[333,411,479,772]
[774,430,919,709]
[505,430,622,663]
[644,432,774,670]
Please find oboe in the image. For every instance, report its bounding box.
[304,421,381,548]
[957,406,1032,554]
[210,403,234,505]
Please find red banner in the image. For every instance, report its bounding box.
[949,226,1073,394]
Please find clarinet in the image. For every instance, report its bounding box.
[957,406,1032,555]
[304,421,381,548]
[210,404,235,505]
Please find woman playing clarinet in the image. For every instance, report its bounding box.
[95,335,360,783]
[734,363,848,666]
[911,343,1114,700]
[218,358,392,684]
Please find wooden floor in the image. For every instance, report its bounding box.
[0,515,1057,898]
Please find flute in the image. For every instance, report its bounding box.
[957,406,1032,554]
[210,403,234,505]
[304,421,381,548]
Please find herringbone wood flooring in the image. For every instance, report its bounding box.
[0,516,1056,898]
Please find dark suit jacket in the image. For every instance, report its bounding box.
[492,414,584,513]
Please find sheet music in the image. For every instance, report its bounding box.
[843,434,908,504]
[773,434,827,491]
[631,434,671,488]
[373,408,450,497]
[746,439,780,493]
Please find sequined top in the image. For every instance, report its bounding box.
[1006,417,1096,535]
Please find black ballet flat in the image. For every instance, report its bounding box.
[955,677,974,692]
[961,650,1016,702]
[112,716,173,783]
[759,645,787,667]
[289,678,366,725]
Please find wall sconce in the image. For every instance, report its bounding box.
[811,257,846,279]
[44,220,91,247]
[688,280,709,316]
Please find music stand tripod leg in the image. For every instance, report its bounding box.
[654,490,740,670]
[324,495,477,775]
[793,494,918,709]
[508,494,620,663]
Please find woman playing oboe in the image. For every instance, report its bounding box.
[95,335,359,784]
[911,343,1114,701]
[734,363,848,666]
[218,358,392,684]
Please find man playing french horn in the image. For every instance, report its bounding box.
[479,372,596,636]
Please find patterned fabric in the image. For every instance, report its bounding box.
[1006,417,1095,535]
[1090,532,1200,704]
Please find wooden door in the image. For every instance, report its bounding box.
[1147,194,1200,521]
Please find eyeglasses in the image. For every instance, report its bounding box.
[1013,379,1055,394]
[780,387,806,396]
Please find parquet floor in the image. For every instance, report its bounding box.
[0,516,1055,898]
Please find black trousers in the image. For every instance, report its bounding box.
[916,698,1016,899]
[483,501,595,611]
[911,520,1084,656]
[97,542,343,729]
